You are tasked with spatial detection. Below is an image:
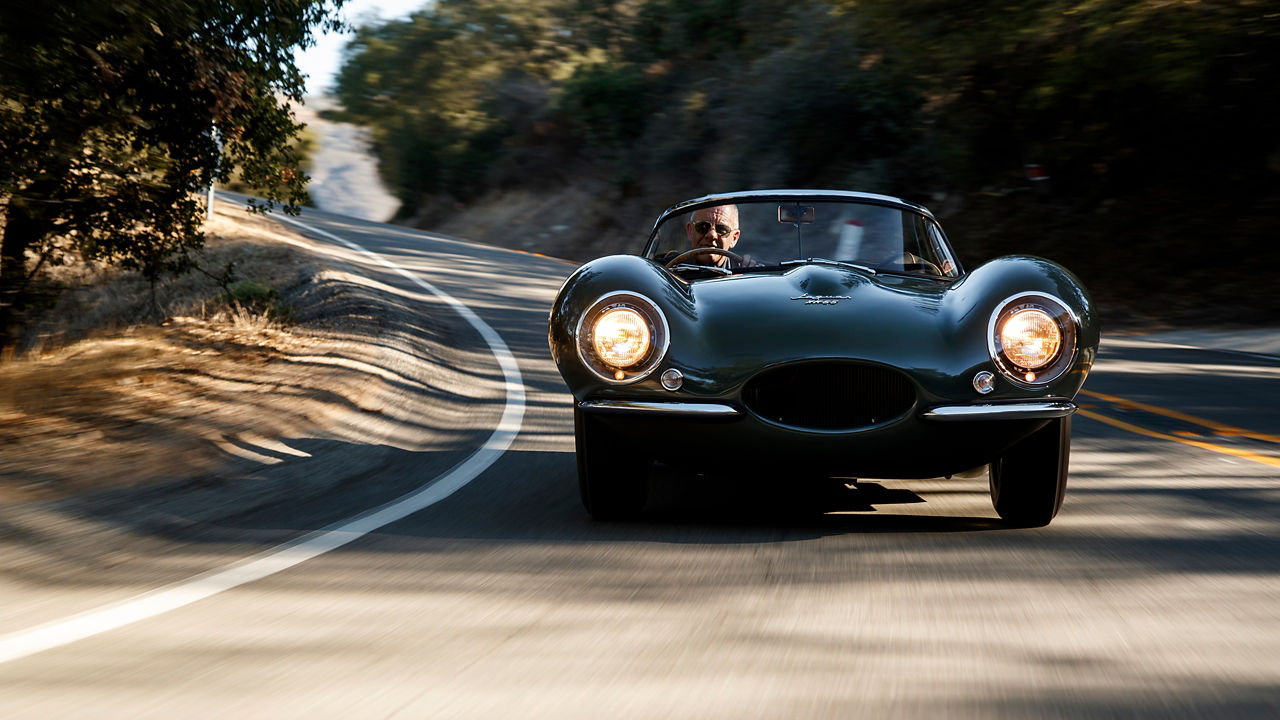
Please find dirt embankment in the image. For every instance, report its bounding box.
[0,208,440,506]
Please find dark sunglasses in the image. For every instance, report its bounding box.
[693,220,735,237]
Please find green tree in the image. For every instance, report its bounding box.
[845,0,1280,191]
[0,0,344,348]
[333,0,588,212]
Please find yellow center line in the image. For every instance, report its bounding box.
[1077,409,1280,469]
[1080,389,1280,445]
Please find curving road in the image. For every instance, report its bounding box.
[1,205,1278,718]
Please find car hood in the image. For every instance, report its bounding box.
[665,263,979,392]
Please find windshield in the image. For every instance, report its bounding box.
[645,198,960,279]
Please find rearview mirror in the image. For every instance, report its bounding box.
[778,205,815,224]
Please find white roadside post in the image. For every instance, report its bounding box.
[206,125,222,221]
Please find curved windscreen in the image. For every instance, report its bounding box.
[645,199,960,279]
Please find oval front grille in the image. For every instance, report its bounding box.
[742,361,916,431]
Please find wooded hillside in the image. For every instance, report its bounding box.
[0,0,342,351]
[332,0,1278,325]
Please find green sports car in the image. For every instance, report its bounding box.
[549,190,1098,527]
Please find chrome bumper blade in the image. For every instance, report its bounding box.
[579,400,741,417]
[922,401,1077,421]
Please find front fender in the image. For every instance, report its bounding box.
[938,255,1098,402]
[549,255,690,395]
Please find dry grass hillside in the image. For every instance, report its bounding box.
[0,208,401,503]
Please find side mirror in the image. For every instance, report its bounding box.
[778,205,815,224]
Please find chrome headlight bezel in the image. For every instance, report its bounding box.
[987,292,1079,388]
[575,291,670,384]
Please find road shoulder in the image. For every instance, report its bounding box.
[0,206,486,589]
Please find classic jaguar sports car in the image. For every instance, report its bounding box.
[548,190,1098,526]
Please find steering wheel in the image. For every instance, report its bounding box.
[663,247,745,270]
[878,252,942,276]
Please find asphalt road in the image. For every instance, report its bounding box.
[1,206,1278,718]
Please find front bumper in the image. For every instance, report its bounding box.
[920,401,1077,421]
[577,398,1074,478]
[578,400,742,417]
[580,399,1076,421]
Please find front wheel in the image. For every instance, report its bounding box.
[575,406,650,520]
[989,416,1071,527]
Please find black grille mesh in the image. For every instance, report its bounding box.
[742,361,916,430]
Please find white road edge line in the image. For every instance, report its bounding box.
[0,212,526,665]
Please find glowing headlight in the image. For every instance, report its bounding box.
[998,308,1061,370]
[576,292,669,384]
[592,308,650,368]
[988,293,1078,386]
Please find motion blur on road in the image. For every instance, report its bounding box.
[0,206,1277,718]
[293,95,400,223]
[2,1,1278,717]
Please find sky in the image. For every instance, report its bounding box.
[294,0,427,95]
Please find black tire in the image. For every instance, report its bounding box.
[989,416,1071,528]
[575,406,650,520]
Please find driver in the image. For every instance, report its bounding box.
[683,204,743,268]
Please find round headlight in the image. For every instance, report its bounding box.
[987,292,1078,386]
[998,308,1061,370]
[592,307,651,368]
[576,292,670,384]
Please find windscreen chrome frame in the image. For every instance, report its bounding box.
[641,190,964,277]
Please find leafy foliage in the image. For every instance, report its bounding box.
[228,278,291,320]
[334,0,1278,322]
[0,0,343,346]
[334,0,923,207]
[847,0,1280,192]
[335,0,1277,201]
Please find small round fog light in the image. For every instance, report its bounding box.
[973,370,995,395]
[660,368,684,391]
